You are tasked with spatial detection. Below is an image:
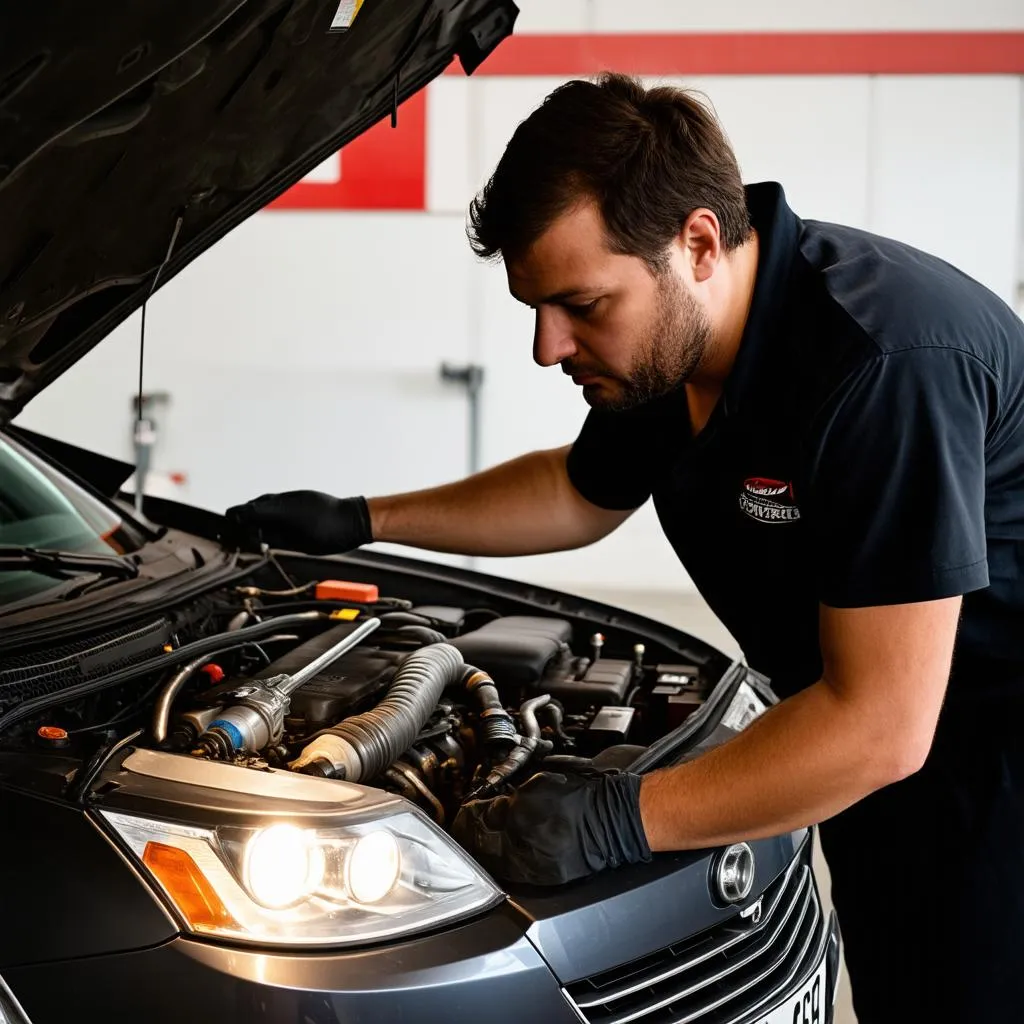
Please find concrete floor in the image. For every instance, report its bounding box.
[569,585,858,1024]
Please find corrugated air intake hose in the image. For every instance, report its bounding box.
[290,642,464,782]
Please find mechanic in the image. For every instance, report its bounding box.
[227,75,1024,1022]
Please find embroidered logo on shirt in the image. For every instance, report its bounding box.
[739,477,801,524]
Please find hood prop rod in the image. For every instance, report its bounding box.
[134,213,183,516]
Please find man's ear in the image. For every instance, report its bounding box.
[680,208,722,284]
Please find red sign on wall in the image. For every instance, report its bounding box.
[268,90,426,211]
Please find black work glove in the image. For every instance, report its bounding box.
[451,766,651,886]
[223,490,373,554]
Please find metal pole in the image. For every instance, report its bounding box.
[440,362,485,477]
[279,616,382,696]
[466,364,483,476]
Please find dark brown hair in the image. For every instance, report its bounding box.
[467,73,751,268]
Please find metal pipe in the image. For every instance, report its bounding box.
[152,607,254,743]
[227,610,251,632]
[386,762,446,825]
[193,617,383,758]
[278,617,381,696]
[152,655,211,744]
[0,611,329,737]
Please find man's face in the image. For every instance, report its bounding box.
[507,201,712,411]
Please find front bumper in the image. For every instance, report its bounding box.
[5,902,579,1024]
[4,840,840,1024]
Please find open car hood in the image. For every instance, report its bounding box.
[0,0,517,425]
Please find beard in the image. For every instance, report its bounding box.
[569,273,713,412]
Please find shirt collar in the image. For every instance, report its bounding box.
[718,182,801,418]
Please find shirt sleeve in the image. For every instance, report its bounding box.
[805,348,995,608]
[565,407,663,511]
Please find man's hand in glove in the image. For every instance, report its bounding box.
[223,490,373,554]
[450,766,651,886]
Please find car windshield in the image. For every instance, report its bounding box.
[0,435,142,606]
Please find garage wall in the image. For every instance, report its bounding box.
[445,68,1022,587]
[19,213,477,519]
[17,0,1024,595]
[516,0,1024,31]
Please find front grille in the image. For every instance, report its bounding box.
[0,619,173,709]
[565,846,825,1024]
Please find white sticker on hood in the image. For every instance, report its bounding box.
[331,0,365,30]
[722,681,767,732]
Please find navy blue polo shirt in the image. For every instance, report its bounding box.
[567,183,1024,700]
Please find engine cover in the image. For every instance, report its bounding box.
[450,616,572,687]
[286,646,402,731]
[250,622,402,732]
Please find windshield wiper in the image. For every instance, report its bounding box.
[0,546,139,580]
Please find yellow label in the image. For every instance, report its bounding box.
[329,608,360,621]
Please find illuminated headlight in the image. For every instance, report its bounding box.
[345,830,402,904]
[100,809,500,947]
[244,824,326,909]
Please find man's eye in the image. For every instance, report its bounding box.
[566,299,599,317]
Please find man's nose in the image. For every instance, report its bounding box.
[533,308,577,367]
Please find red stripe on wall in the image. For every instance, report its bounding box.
[445,32,1024,76]
[269,90,426,211]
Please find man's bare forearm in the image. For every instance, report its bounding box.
[640,598,958,851]
[367,446,632,557]
[639,679,915,851]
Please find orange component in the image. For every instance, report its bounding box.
[37,726,68,741]
[99,527,126,555]
[315,580,379,603]
[143,842,235,929]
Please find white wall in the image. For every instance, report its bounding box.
[457,72,1023,588]
[867,76,1022,305]
[588,0,1024,32]
[17,0,1024,596]
[515,0,1024,32]
[21,213,477,514]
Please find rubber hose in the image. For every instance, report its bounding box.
[394,624,448,646]
[518,693,551,740]
[378,612,438,628]
[538,698,572,744]
[463,666,517,747]
[0,611,327,736]
[466,694,554,800]
[296,643,464,782]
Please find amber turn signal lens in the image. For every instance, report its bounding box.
[142,841,236,928]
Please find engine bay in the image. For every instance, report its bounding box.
[0,557,729,834]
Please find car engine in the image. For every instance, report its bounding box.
[0,570,713,830]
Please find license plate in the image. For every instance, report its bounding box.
[758,957,827,1024]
